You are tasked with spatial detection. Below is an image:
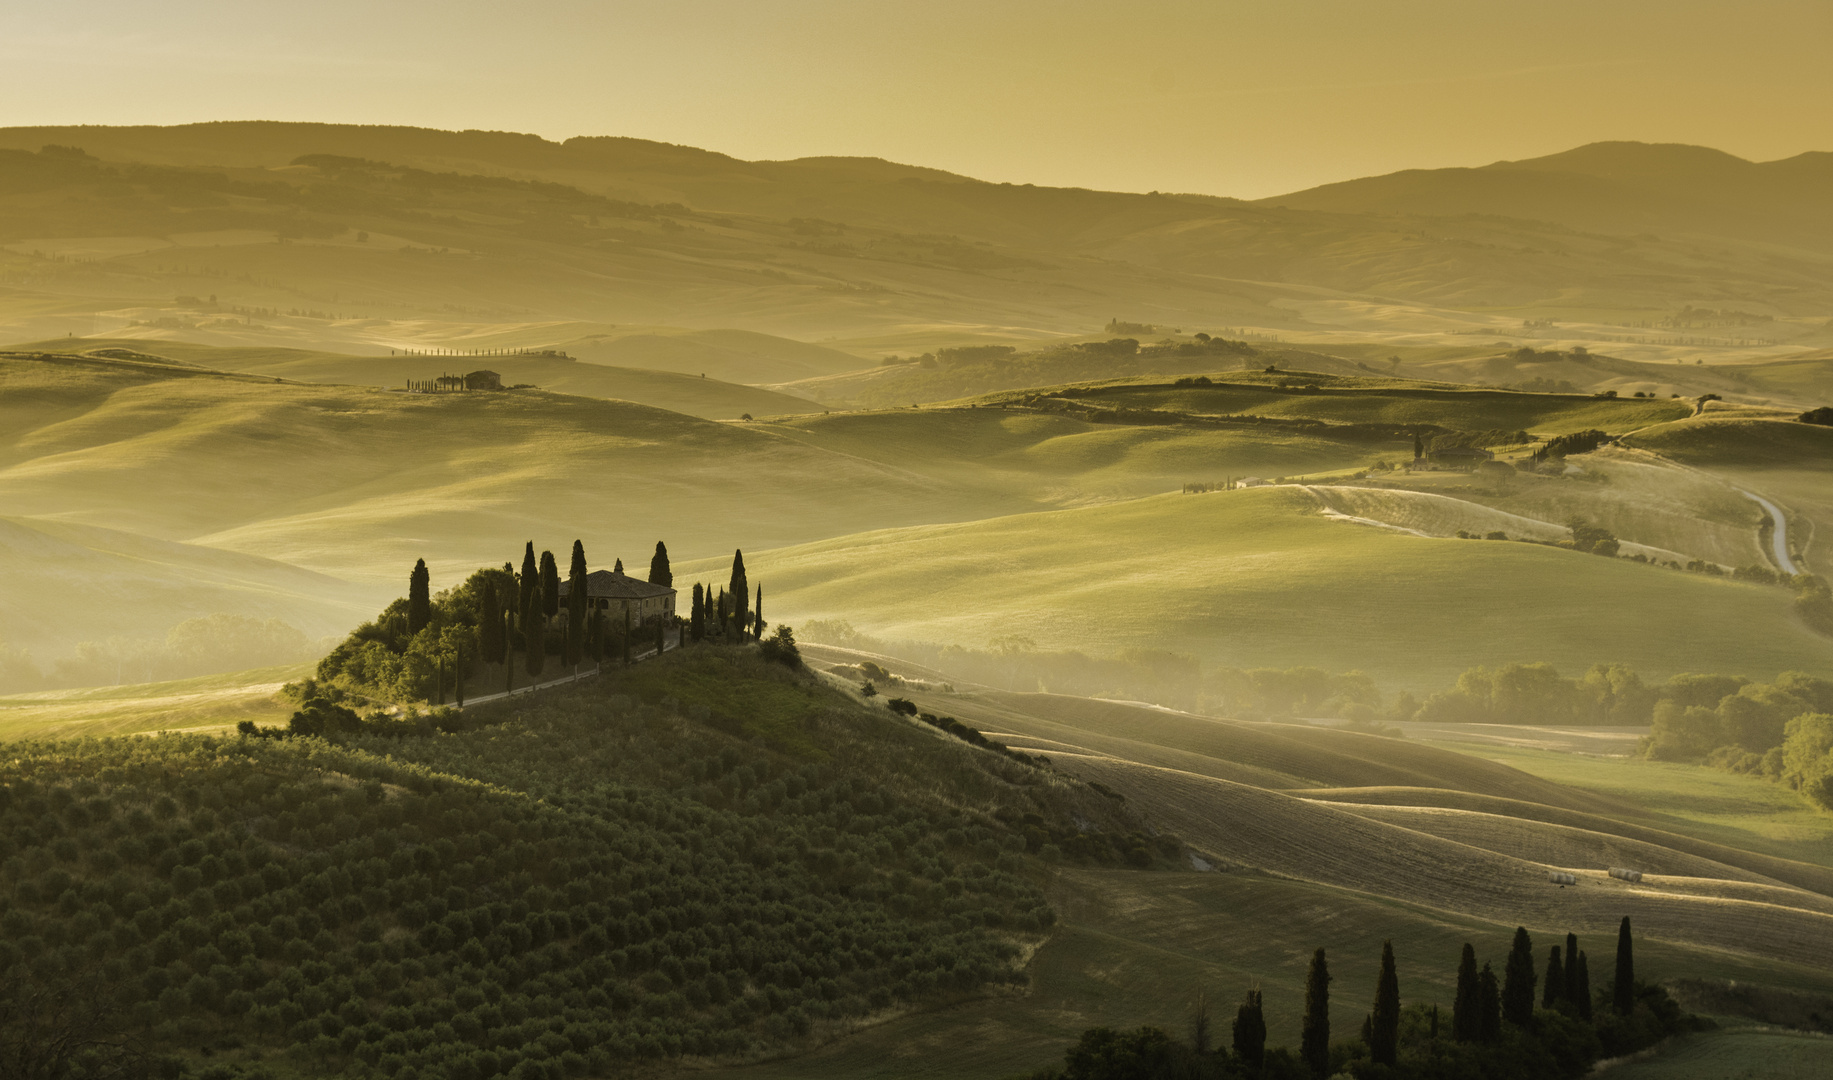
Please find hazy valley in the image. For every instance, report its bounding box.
[4,121,1833,1080]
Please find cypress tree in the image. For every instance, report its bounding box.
[1300,948,1331,1078]
[1543,947,1565,1010]
[519,542,537,615]
[729,550,749,641]
[614,558,624,573]
[691,584,705,642]
[1613,917,1635,1015]
[1413,431,1424,459]
[1539,946,1569,1004]
[622,608,632,667]
[479,580,504,664]
[1502,926,1537,1027]
[1231,989,1266,1070]
[539,550,560,618]
[1574,951,1593,1021]
[1564,933,1580,1006]
[504,610,515,693]
[524,592,545,678]
[565,547,587,668]
[408,558,431,634]
[649,541,672,587]
[589,609,606,664]
[655,616,665,656]
[1452,944,1479,1043]
[1477,963,1502,1044]
[1369,940,1400,1066]
[753,584,765,641]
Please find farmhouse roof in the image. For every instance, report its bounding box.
[558,569,675,600]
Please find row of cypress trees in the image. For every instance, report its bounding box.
[406,540,766,701]
[1200,918,1642,1078]
[686,549,769,644]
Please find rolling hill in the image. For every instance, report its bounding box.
[5,338,829,420]
[707,485,1833,689]
[0,514,377,662]
[1266,141,1833,256]
[3,124,1831,358]
[0,350,1018,591]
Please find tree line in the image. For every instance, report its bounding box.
[1641,669,1833,809]
[1022,919,1704,1080]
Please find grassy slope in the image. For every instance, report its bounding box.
[1623,415,1833,468]
[7,338,830,419]
[710,673,1833,1077]
[0,352,1026,588]
[13,644,1833,1079]
[0,513,380,656]
[1621,416,1833,573]
[1602,1030,1833,1079]
[1310,449,1770,569]
[1400,742,1833,871]
[720,486,1832,688]
[756,406,1382,502]
[0,663,306,740]
[712,867,1833,1080]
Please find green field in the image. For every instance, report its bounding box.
[760,405,1383,496]
[0,663,306,740]
[1624,416,1833,468]
[718,486,1832,689]
[1605,1030,1833,1080]
[0,351,1027,591]
[1407,740,1833,869]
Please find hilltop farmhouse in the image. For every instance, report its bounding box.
[558,568,677,627]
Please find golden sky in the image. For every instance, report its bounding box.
[4,1,1829,198]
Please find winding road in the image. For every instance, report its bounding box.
[1741,490,1798,575]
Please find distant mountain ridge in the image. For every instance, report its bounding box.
[2,123,1830,337]
[1262,141,1833,253]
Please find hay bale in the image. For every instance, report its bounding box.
[1549,871,1578,886]
[1609,866,1644,883]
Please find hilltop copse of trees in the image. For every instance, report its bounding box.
[1016,920,1704,1080]
[309,542,767,707]
[0,628,1168,1077]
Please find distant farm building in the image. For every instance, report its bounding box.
[558,569,677,627]
[404,370,505,393]
[1237,477,1273,488]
